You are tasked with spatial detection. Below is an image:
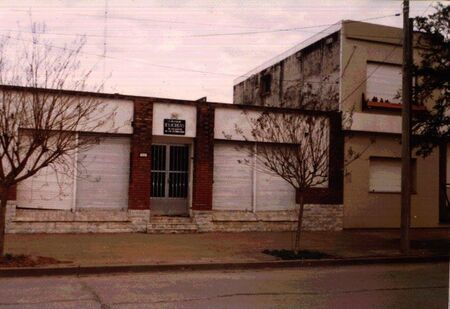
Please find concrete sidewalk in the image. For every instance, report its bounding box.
[4,229,449,267]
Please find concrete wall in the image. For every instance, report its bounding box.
[233,32,340,109]
[343,133,449,228]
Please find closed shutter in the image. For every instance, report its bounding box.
[76,135,130,210]
[16,158,75,210]
[16,133,76,210]
[366,63,402,104]
[213,142,252,210]
[369,157,401,193]
[256,170,296,210]
[16,165,75,210]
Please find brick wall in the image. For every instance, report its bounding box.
[128,99,153,210]
[192,103,215,210]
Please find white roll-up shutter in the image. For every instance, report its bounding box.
[256,170,296,210]
[366,63,402,104]
[213,142,252,210]
[16,157,75,210]
[369,157,401,193]
[76,135,130,210]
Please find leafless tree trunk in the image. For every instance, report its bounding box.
[294,194,304,254]
[232,111,329,253]
[0,23,116,256]
[0,186,8,257]
[231,110,365,254]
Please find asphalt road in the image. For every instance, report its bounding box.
[0,262,448,308]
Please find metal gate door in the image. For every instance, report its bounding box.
[151,144,189,215]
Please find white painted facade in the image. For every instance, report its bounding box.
[16,97,318,213]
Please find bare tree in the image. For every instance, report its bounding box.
[0,24,115,256]
[231,111,329,253]
[230,107,365,254]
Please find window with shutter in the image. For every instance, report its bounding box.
[366,62,402,104]
[369,157,416,193]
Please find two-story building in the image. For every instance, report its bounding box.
[234,20,450,228]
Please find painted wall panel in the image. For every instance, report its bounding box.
[345,112,401,134]
[215,107,329,143]
[214,108,258,141]
[84,98,133,134]
[152,103,196,137]
[12,92,133,134]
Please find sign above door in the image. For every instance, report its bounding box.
[163,119,186,135]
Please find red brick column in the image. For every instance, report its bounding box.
[192,103,215,211]
[128,99,153,210]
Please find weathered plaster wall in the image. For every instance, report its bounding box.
[233,32,340,110]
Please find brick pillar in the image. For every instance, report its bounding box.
[128,99,153,210]
[192,103,215,211]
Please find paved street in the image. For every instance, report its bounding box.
[0,262,448,308]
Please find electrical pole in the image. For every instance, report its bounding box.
[400,0,413,255]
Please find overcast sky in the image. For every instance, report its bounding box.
[0,0,445,102]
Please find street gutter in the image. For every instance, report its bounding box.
[0,255,448,278]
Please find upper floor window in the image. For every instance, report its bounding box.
[366,62,402,104]
[261,73,272,95]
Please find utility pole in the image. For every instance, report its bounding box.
[400,0,413,254]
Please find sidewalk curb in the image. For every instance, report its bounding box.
[0,255,448,278]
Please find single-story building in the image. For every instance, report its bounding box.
[4,20,449,233]
[3,85,342,233]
